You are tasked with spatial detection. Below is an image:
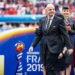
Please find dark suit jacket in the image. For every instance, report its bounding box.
[31,15,73,54]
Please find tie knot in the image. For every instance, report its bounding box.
[48,16,53,20]
[48,18,52,22]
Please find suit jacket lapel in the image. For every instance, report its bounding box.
[44,16,48,30]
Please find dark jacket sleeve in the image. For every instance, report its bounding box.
[58,19,73,49]
[31,19,43,48]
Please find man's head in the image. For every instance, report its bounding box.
[62,6,70,18]
[45,4,55,17]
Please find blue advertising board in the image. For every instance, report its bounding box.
[0,28,43,75]
[0,15,45,23]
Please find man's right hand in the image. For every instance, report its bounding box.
[29,46,33,52]
[58,52,63,59]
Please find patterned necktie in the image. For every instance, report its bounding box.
[46,17,51,31]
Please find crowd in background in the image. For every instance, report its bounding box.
[0,0,75,15]
[1,0,75,30]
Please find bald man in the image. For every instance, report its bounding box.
[29,4,73,75]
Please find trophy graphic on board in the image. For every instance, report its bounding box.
[15,41,24,75]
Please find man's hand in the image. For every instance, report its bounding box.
[29,46,33,52]
[58,47,67,59]
[67,49,73,55]
[58,53,63,59]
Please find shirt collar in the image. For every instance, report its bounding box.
[48,14,55,20]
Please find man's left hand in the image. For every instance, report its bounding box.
[67,49,73,55]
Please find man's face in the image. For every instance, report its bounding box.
[46,6,55,17]
[62,9,70,18]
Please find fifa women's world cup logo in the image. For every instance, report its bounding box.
[15,41,24,75]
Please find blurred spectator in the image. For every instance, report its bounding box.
[0,1,4,9]
[26,2,37,14]
[7,7,17,15]
[17,5,26,15]
[36,5,45,14]
[72,1,75,6]
[0,8,3,15]
[71,6,75,18]
[55,4,60,13]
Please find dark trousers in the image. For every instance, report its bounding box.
[45,52,59,75]
[46,70,60,75]
[40,43,66,75]
[43,45,59,75]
